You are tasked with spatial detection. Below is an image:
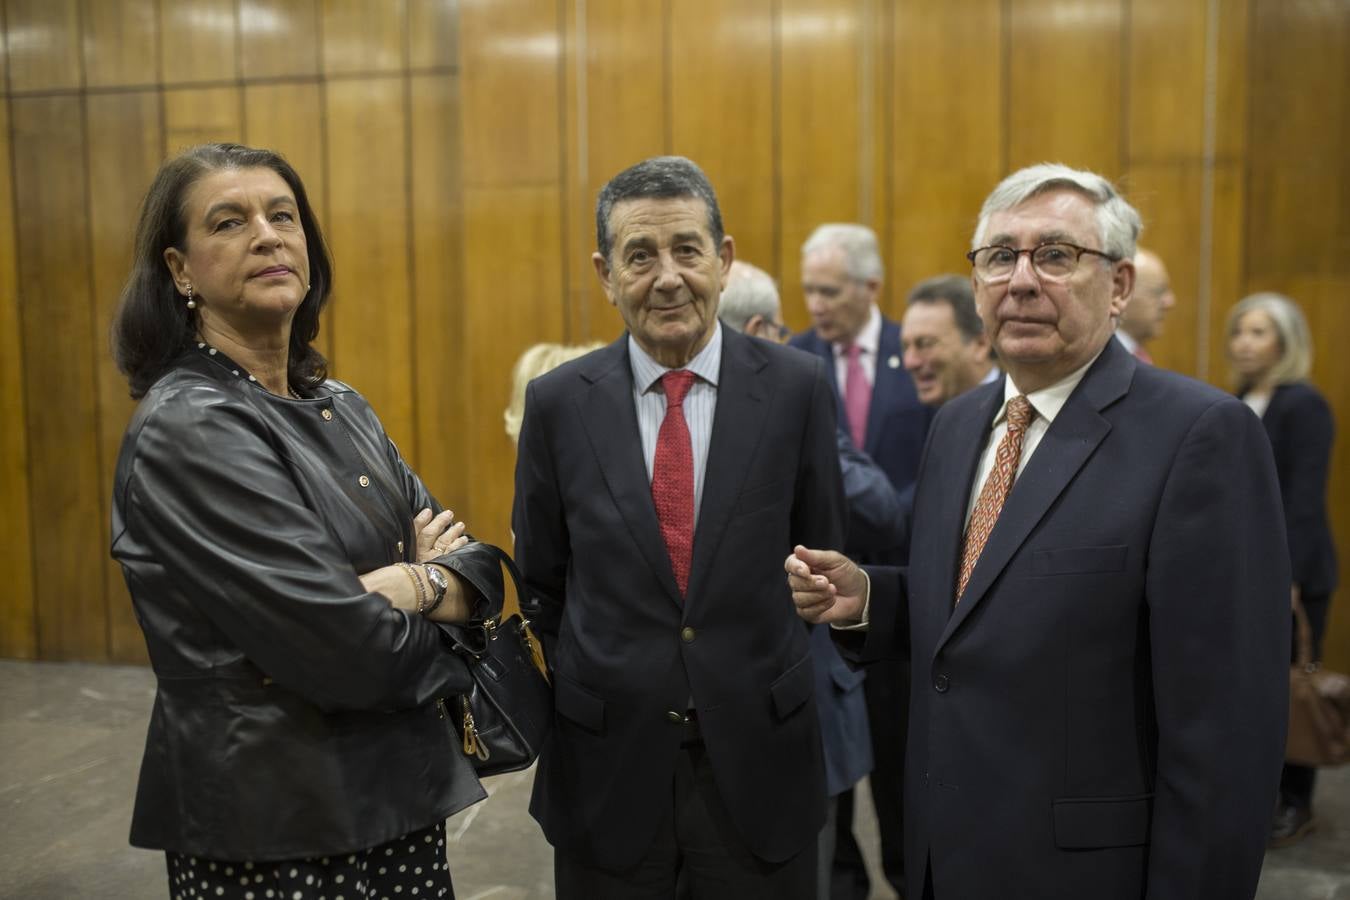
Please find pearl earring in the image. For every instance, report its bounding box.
[185,285,196,310]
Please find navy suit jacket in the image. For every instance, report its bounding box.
[790,316,932,497]
[514,329,845,870]
[852,339,1290,900]
[1255,382,1338,595]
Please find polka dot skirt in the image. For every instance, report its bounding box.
[165,820,454,900]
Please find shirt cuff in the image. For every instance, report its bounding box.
[830,567,871,631]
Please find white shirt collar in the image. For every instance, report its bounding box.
[996,345,1106,426]
[628,322,724,394]
[833,305,882,357]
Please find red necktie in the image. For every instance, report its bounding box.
[1133,346,1154,365]
[652,370,697,595]
[843,343,870,449]
[956,395,1035,604]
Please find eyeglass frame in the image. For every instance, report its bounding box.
[965,242,1121,283]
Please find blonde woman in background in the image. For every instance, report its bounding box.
[1227,292,1339,847]
[505,342,604,445]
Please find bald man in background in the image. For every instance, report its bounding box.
[1115,247,1176,364]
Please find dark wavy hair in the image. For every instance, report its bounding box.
[595,156,724,263]
[111,143,333,399]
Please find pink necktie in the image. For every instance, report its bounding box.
[652,370,697,595]
[956,395,1035,604]
[843,343,870,449]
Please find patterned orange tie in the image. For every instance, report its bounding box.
[955,394,1035,604]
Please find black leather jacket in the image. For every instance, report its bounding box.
[110,347,503,861]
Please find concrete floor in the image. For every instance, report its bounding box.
[1,660,1347,899]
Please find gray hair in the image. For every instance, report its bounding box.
[906,274,983,341]
[802,223,884,282]
[1225,292,1313,387]
[595,156,723,262]
[972,163,1142,261]
[718,261,781,333]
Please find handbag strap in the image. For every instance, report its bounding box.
[1293,591,1316,670]
[475,541,528,619]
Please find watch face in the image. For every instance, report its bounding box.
[426,566,449,596]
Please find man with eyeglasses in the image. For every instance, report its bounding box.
[788,164,1290,899]
[790,223,930,900]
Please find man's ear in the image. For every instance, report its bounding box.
[718,235,735,281]
[592,251,616,305]
[1109,259,1135,319]
[744,314,765,338]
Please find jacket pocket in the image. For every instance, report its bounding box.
[769,653,813,720]
[554,673,605,734]
[1031,545,1128,576]
[1052,794,1152,848]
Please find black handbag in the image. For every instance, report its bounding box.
[443,544,552,777]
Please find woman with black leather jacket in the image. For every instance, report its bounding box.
[109,142,502,900]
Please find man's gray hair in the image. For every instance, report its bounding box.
[972,163,1143,261]
[718,261,781,333]
[802,223,884,282]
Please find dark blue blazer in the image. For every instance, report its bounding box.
[852,339,1290,900]
[790,316,932,495]
[1253,382,1338,595]
[514,329,845,870]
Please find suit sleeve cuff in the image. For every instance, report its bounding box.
[830,567,871,631]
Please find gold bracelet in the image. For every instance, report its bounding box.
[397,562,428,613]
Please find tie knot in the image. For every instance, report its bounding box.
[662,369,697,406]
[844,343,862,361]
[1006,394,1034,430]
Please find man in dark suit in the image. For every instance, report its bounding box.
[789,163,1290,899]
[790,223,926,898]
[513,156,845,899]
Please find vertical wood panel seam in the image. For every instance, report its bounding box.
[402,6,419,455]
[662,0,672,153]
[1240,0,1255,300]
[556,0,571,343]
[857,0,872,226]
[3,0,39,656]
[76,66,112,659]
[1000,0,1011,176]
[316,0,334,373]
[770,0,781,280]
[574,0,589,340]
[1119,0,1130,177]
[1195,0,1221,381]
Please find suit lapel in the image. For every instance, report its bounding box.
[686,331,769,605]
[577,339,684,606]
[936,343,1135,651]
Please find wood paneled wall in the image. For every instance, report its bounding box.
[2,0,1348,669]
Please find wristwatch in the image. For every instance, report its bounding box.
[422,564,450,616]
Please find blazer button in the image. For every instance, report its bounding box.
[666,710,684,723]
[680,627,696,643]
[934,674,950,693]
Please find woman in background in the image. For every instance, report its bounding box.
[504,342,603,445]
[1227,291,1338,847]
[110,142,503,898]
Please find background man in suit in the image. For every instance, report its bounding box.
[513,156,844,899]
[791,223,927,899]
[789,163,1290,899]
[1115,246,1176,363]
[901,274,997,407]
[720,260,884,900]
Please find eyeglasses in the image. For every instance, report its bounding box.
[759,320,792,341]
[966,242,1119,283]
